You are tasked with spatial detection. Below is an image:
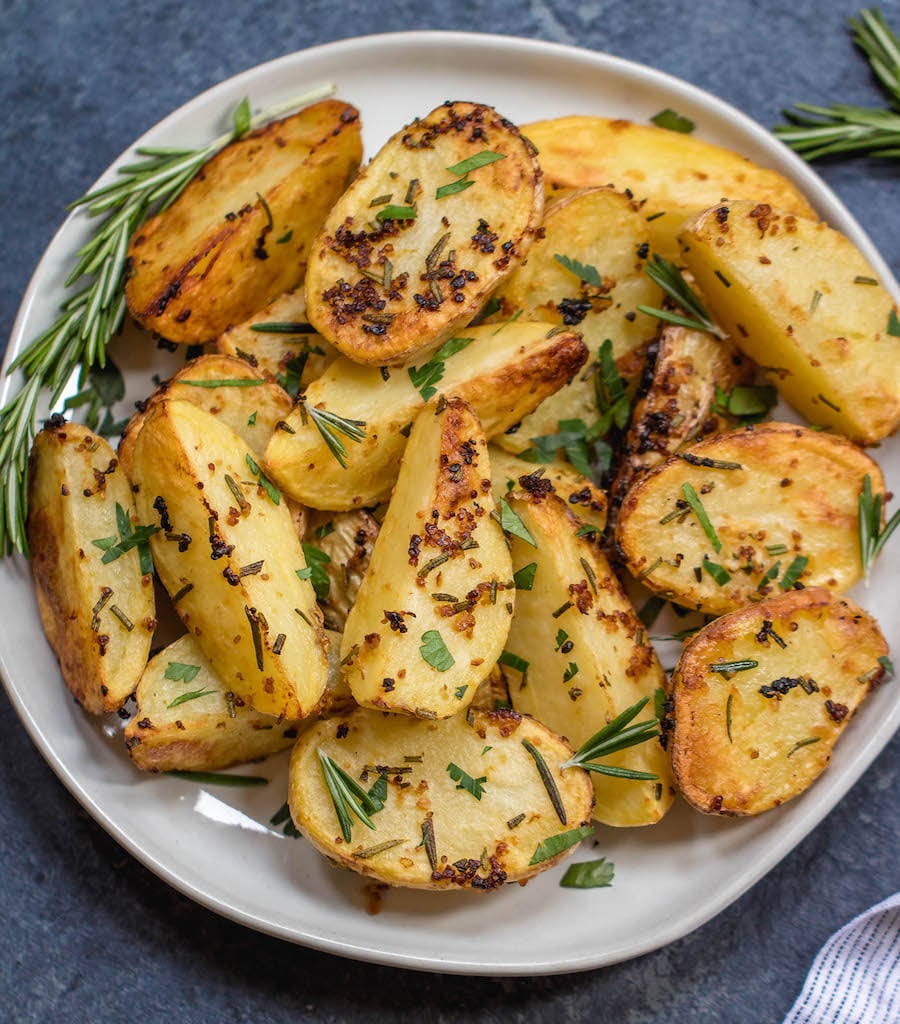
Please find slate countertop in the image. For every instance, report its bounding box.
[2,1,898,1021]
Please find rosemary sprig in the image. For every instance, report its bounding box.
[318,749,383,843]
[0,84,335,557]
[637,255,727,340]
[774,9,900,160]
[300,402,367,469]
[561,697,660,780]
[859,473,900,583]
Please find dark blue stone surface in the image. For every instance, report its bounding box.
[1,1,898,1021]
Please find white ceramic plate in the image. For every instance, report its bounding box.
[2,31,898,976]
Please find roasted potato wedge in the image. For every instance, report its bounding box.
[117,353,292,480]
[524,116,816,259]
[608,323,753,525]
[263,321,587,510]
[492,187,661,454]
[488,445,608,535]
[216,287,337,385]
[679,201,900,444]
[615,423,885,615]
[341,399,512,718]
[125,99,362,343]
[27,421,156,714]
[125,630,351,772]
[501,488,674,826]
[288,706,594,890]
[669,588,889,815]
[303,509,380,632]
[305,101,543,365]
[131,400,328,719]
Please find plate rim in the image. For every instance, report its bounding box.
[2,28,898,976]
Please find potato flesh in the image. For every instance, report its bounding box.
[615,423,885,615]
[669,589,889,815]
[503,491,674,827]
[679,202,900,444]
[305,101,544,365]
[288,707,594,890]
[492,187,661,454]
[125,100,362,343]
[27,423,155,713]
[263,321,587,510]
[216,287,337,385]
[341,400,512,718]
[130,400,328,719]
[523,116,816,259]
[117,353,292,480]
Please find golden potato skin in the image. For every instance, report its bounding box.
[288,706,595,890]
[524,116,816,259]
[679,201,900,444]
[502,488,674,827]
[130,400,328,720]
[669,589,889,815]
[263,321,587,510]
[341,399,512,719]
[216,287,337,385]
[492,187,661,454]
[117,353,292,480]
[305,101,544,365]
[615,423,885,615]
[27,421,156,714]
[125,100,362,343]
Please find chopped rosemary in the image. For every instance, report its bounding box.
[167,688,216,709]
[435,178,474,200]
[757,560,782,591]
[165,770,268,787]
[709,659,759,676]
[420,629,454,671]
[858,473,899,584]
[522,738,567,825]
[553,253,604,289]
[250,321,318,334]
[561,697,660,779]
[245,454,280,505]
[559,857,615,889]
[787,736,821,758]
[353,839,405,859]
[164,662,200,683]
[244,605,264,671]
[507,813,526,830]
[529,825,594,865]
[319,750,382,842]
[420,817,438,871]
[681,482,722,553]
[180,378,266,388]
[446,762,487,800]
[376,204,416,221]
[445,150,506,177]
[109,604,134,631]
[300,402,366,469]
[766,543,789,556]
[637,255,727,339]
[702,556,731,586]
[779,554,809,590]
[726,693,734,744]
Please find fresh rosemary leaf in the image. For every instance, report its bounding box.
[499,497,537,547]
[164,662,201,683]
[435,178,475,200]
[522,738,567,825]
[296,542,331,601]
[858,473,899,583]
[559,857,615,889]
[376,204,417,221]
[561,697,659,779]
[245,453,280,505]
[553,253,604,289]
[702,556,731,586]
[681,482,722,553]
[445,150,506,177]
[249,321,317,334]
[709,659,759,676]
[513,562,538,590]
[318,750,380,843]
[301,403,366,469]
[406,336,474,400]
[166,770,268,787]
[420,629,454,672]
[529,825,594,865]
[180,378,267,388]
[367,773,389,806]
[167,688,217,708]
[446,762,487,800]
[638,255,726,340]
[650,108,695,134]
[786,736,821,758]
[779,554,809,590]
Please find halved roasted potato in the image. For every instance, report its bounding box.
[501,487,674,827]
[303,509,380,632]
[615,423,885,615]
[125,629,352,772]
[117,353,292,480]
[341,399,512,718]
[488,445,608,535]
[125,99,362,343]
[216,287,337,385]
[27,420,156,714]
[263,321,587,510]
[131,400,328,719]
[492,187,661,455]
[608,322,753,525]
[669,588,889,815]
[524,116,816,258]
[679,201,900,444]
[288,706,595,890]
[305,100,543,365]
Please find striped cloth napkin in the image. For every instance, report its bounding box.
[783,892,900,1023]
